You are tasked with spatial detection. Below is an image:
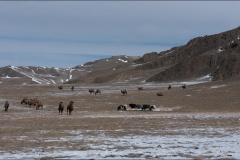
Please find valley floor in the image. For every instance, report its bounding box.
[0,79,240,159]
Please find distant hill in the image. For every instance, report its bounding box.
[0,55,141,85]
[0,26,240,85]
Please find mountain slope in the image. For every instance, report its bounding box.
[0,26,240,85]
[0,55,141,85]
[142,26,240,82]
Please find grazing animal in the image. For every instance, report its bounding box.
[58,102,64,115]
[138,87,143,91]
[28,98,38,107]
[89,89,95,94]
[168,85,171,90]
[58,86,63,90]
[121,90,127,95]
[128,103,142,110]
[4,101,9,111]
[117,104,127,111]
[129,103,137,109]
[150,105,156,110]
[142,104,155,111]
[182,84,186,89]
[67,101,74,115]
[21,97,29,105]
[71,86,74,91]
[95,89,101,95]
[27,99,34,107]
[136,104,143,110]
[157,92,163,96]
[36,101,43,110]
[33,98,39,105]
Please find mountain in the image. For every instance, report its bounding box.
[0,26,240,85]
[0,55,141,85]
[144,26,240,82]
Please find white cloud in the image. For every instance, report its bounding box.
[0,1,239,68]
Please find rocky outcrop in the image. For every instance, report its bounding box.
[135,52,159,63]
[145,26,240,82]
[146,52,240,82]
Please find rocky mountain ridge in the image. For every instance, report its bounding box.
[144,26,240,82]
[0,26,240,85]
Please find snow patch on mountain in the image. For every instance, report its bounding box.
[10,66,51,84]
[118,59,128,63]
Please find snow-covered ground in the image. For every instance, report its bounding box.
[0,125,239,159]
[1,113,240,159]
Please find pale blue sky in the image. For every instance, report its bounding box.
[0,1,239,68]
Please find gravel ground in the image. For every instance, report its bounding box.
[0,79,240,159]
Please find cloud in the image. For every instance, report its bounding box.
[0,1,239,68]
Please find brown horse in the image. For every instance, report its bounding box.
[4,101,9,111]
[121,90,127,95]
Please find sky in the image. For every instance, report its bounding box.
[0,1,239,68]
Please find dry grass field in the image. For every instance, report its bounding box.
[0,78,240,159]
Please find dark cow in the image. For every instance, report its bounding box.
[67,101,74,115]
[168,85,171,90]
[89,89,95,94]
[138,87,143,91]
[182,84,186,89]
[95,89,101,95]
[121,90,127,95]
[71,86,74,91]
[58,102,64,115]
[117,105,127,111]
[58,86,63,90]
[36,101,43,110]
[4,101,9,111]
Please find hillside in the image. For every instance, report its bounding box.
[0,26,240,85]
[0,55,141,85]
[142,26,240,82]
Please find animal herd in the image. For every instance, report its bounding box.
[21,97,43,110]
[88,89,101,95]
[3,84,187,113]
[117,104,156,111]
